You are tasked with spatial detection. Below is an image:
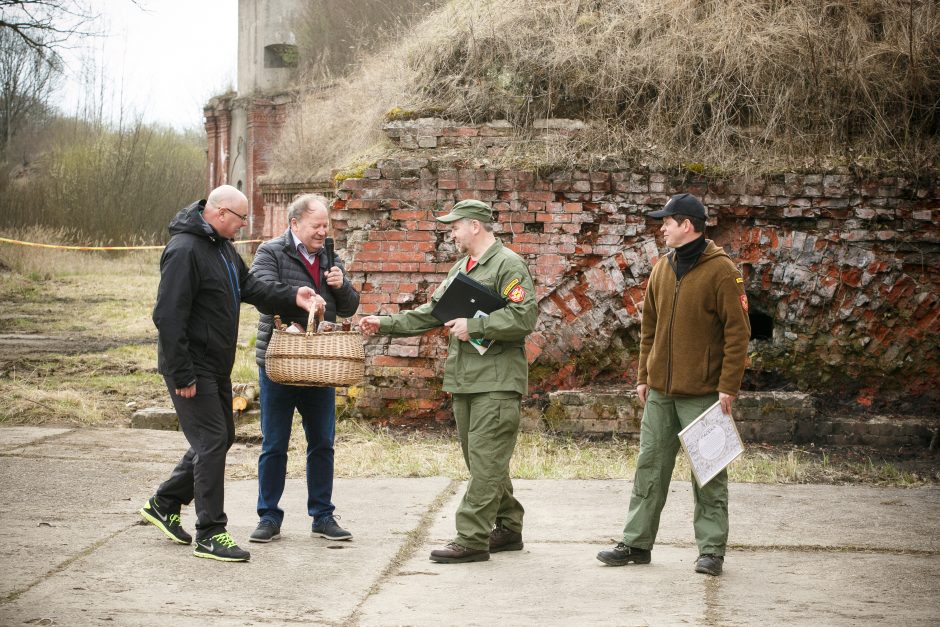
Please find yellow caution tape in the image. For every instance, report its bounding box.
[0,237,264,251]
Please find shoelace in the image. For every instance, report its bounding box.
[211,532,238,548]
[317,515,343,528]
[168,513,182,527]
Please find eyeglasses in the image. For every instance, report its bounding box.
[222,207,249,223]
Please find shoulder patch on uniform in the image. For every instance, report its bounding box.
[508,284,527,303]
[736,277,744,283]
[501,277,521,297]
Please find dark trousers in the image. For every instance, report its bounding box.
[256,366,336,526]
[155,373,235,540]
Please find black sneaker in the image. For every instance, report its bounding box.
[249,520,281,543]
[139,496,192,545]
[312,515,352,541]
[193,532,250,562]
[596,542,652,566]
[694,554,724,576]
[489,522,524,553]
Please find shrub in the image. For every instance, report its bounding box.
[0,116,206,244]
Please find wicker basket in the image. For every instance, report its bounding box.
[264,310,365,387]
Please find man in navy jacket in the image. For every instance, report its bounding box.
[248,193,360,544]
[140,185,323,562]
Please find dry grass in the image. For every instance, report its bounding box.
[6,241,256,427]
[274,0,940,178]
[0,226,162,278]
[0,232,260,425]
[228,418,937,487]
[0,236,164,425]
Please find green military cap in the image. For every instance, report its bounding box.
[435,199,494,223]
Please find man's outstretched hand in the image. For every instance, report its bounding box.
[296,286,326,314]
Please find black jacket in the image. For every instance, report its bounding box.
[153,201,298,387]
[251,228,360,367]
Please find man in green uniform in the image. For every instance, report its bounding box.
[596,193,751,576]
[360,199,537,564]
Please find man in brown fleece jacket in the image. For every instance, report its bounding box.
[597,193,751,576]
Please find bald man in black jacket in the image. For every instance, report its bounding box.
[140,185,323,563]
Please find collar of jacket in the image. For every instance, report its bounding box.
[668,234,707,275]
[279,228,327,265]
[464,238,503,269]
[667,239,726,272]
[168,199,225,244]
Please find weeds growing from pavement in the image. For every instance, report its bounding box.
[227,418,936,487]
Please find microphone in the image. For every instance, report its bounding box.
[324,237,335,271]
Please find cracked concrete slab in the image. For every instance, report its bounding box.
[0,426,72,451]
[504,479,940,552]
[357,544,940,626]
[0,478,451,626]
[0,425,937,626]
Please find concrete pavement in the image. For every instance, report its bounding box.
[0,425,937,626]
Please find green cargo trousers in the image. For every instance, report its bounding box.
[622,389,729,556]
[452,391,525,550]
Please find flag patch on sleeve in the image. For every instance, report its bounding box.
[740,294,749,313]
[508,284,527,303]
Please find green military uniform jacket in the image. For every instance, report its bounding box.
[379,239,537,395]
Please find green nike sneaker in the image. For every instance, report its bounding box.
[139,496,192,545]
[193,532,250,562]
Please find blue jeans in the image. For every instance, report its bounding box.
[257,366,336,526]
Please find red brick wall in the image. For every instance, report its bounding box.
[333,156,939,421]
[206,112,939,423]
[245,98,292,242]
[205,95,293,242]
[204,97,233,191]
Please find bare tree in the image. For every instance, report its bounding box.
[0,26,61,155]
[0,0,99,59]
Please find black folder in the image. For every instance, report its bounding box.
[431,272,505,323]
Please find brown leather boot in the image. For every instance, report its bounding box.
[429,542,490,563]
[489,523,523,553]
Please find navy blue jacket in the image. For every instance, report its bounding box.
[250,228,360,367]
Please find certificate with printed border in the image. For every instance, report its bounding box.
[678,401,745,487]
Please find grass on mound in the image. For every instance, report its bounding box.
[271,0,940,180]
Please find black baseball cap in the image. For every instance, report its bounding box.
[648,193,707,220]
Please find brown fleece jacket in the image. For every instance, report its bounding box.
[638,240,751,397]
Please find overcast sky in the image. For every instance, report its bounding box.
[58,0,238,130]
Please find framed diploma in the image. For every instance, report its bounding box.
[678,401,745,487]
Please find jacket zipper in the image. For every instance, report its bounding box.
[218,250,240,317]
[666,277,681,394]
[664,246,714,394]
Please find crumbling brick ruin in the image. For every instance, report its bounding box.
[257,119,938,445]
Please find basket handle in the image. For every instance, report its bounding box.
[306,307,323,334]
